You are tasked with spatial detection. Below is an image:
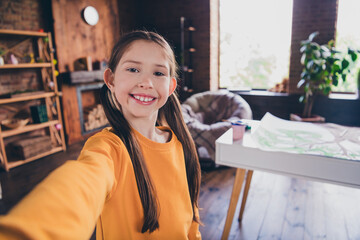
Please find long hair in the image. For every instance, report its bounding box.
[100,30,201,233]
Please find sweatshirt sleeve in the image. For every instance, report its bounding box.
[0,133,117,240]
[188,207,202,240]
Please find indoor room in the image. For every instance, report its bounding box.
[0,0,359,239]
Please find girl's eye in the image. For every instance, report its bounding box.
[127,68,139,73]
[154,72,165,76]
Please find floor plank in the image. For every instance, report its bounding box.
[303,181,326,240]
[257,174,291,239]
[322,183,354,240]
[232,171,275,240]
[280,178,307,239]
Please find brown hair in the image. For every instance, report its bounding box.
[100,30,201,233]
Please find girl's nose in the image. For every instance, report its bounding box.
[138,75,153,89]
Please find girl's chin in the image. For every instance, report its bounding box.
[125,109,159,120]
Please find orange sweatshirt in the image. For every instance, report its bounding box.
[0,127,201,240]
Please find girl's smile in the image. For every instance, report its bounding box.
[130,93,157,105]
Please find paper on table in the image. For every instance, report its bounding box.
[251,112,360,161]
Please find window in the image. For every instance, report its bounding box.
[334,0,360,93]
[219,0,293,90]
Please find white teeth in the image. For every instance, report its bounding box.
[133,95,154,102]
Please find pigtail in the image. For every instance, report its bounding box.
[158,93,201,223]
[100,85,160,233]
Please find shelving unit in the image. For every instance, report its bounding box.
[180,16,196,93]
[0,29,66,171]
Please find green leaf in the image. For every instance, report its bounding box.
[341,59,350,69]
[310,42,320,50]
[332,76,338,86]
[333,63,341,72]
[320,45,330,53]
[321,50,331,58]
[309,32,319,41]
[297,79,306,88]
[342,74,347,82]
[300,71,308,79]
[300,39,310,46]
[351,52,358,62]
[300,54,306,65]
[299,95,304,103]
[327,57,335,65]
[306,60,314,70]
[300,45,307,53]
[313,49,321,58]
[323,86,331,95]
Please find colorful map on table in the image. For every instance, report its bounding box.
[251,113,360,161]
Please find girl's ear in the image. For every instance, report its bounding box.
[103,68,115,91]
[169,77,177,96]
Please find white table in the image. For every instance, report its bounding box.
[215,120,360,240]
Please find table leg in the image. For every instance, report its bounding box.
[238,170,253,222]
[221,168,246,240]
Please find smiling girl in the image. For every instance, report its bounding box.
[0,31,202,239]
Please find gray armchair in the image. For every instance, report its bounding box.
[181,90,252,169]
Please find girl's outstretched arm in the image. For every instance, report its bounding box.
[0,133,116,240]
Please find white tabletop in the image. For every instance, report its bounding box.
[215,120,360,189]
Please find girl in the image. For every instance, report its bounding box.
[0,31,202,239]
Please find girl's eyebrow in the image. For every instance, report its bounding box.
[122,60,168,70]
[155,64,168,70]
[122,60,141,65]
[123,59,168,70]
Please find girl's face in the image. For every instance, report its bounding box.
[104,40,177,122]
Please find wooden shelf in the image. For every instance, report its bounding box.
[0,63,52,69]
[0,29,48,37]
[2,120,59,138]
[0,92,56,104]
[7,147,63,170]
[0,29,66,171]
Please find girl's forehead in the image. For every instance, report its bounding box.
[124,40,166,57]
[119,40,170,67]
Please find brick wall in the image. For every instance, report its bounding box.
[0,0,50,96]
[289,0,338,93]
[0,0,46,31]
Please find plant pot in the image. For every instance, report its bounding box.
[290,113,325,123]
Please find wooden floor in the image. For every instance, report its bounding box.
[200,168,360,240]
[1,141,360,240]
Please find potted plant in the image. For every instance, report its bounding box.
[294,32,359,121]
